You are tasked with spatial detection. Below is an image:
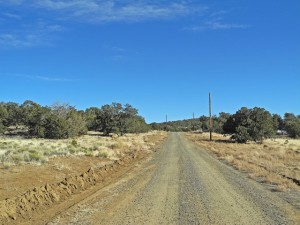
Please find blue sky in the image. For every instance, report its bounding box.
[0,0,299,123]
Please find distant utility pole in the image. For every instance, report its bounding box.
[165,114,168,132]
[209,92,212,141]
[193,112,195,131]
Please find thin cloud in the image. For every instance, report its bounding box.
[184,9,248,32]
[104,45,125,52]
[0,0,23,5]
[1,12,22,20]
[111,55,126,61]
[0,1,207,49]
[0,33,43,48]
[0,21,64,48]
[185,22,248,31]
[15,74,76,82]
[1,0,207,23]
[208,22,248,30]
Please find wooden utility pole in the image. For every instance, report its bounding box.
[165,114,168,132]
[209,92,212,141]
[192,112,195,131]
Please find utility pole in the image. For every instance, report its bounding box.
[165,114,168,132]
[209,92,212,141]
[193,112,195,131]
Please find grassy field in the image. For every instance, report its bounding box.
[0,131,167,168]
[0,131,168,201]
[186,132,300,192]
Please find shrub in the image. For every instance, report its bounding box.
[71,139,78,147]
[85,150,93,157]
[3,161,12,169]
[29,152,42,161]
[98,150,108,158]
[224,107,277,143]
[43,114,69,139]
[234,126,251,143]
[285,120,300,138]
[12,154,24,164]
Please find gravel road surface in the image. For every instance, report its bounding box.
[48,133,299,225]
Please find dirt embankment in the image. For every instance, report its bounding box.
[0,132,168,225]
[0,153,135,223]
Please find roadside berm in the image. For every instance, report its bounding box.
[0,152,139,224]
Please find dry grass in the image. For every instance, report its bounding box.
[186,132,300,192]
[0,131,168,167]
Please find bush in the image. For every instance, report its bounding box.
[43,114,69,139]
[98,150,108,158]
[29,151,41,161]
[224,107,277,143]
[234,126,251,143]
[71,139,78,147]
[0,123,6,134]
[285,120,300,138]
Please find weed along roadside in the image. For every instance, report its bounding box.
[185,132,300,205]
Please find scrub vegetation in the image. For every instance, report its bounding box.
[0,131,166,167]
[186,132,300,192]
[0,101,150,139]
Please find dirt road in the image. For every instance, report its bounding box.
[46,133,299,225]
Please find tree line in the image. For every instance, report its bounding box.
[0,101,150,139]
[152,107,300,143]
[1,101,299,143]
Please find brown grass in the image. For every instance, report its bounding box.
[185,132,300,192]
[0,131,168,202]
[0,131,168,167]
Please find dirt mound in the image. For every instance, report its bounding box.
[0,153,137,224]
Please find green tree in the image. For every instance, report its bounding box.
[97,103,121,135]
[21,100,50,137]
[0,104,8,134]
[212,112,230,134]
[223,107,252,134]
[94,103,148,136]
[199,116,209,131]
[273,114,284,130]
[117,104,139,135]
[150,122,161,130]
[66,109,88,137]
[248,107,276,143]
[125,116,150,133]
[1,102,23,127]
[223,115,236,134]
[223,107,276,143]
[284,113,300,138]
[234,125,251,143]
[43,113,69,139]
[50,102,87,138]
[85,107,100,130]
